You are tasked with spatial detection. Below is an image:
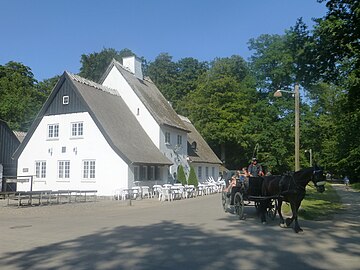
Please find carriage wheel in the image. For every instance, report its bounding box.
[267,199,277,220]
[221,192,228,212]
[234,192,244,219]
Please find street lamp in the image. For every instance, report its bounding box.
[305,149,313,167]
[274,83,300,171]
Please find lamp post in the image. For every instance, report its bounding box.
[305,149,313,167]
[274,83,300,171]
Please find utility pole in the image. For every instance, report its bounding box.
[294,83,300,171]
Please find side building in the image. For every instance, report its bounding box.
[0,120,20,191]
[180,116,222,182]
[13,72,172,196]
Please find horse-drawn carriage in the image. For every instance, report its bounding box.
[221,176,277,221]
[221,167,326,233]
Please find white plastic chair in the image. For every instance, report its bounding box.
[152,185,162,198]
[121,189,130,200]
[131,186,141,199]
[113,189,122,200]
[159,187,172,202]
[141,186,151,199]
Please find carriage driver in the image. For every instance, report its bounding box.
[248,158,264,177]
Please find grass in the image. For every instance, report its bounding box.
[281,183,343,220]
[350,182,360,191]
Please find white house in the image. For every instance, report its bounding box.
[100,57,192,181]
[14,72,172,196]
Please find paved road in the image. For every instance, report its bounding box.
[0,184,359,270]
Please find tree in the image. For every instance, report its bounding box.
[177,165,187,185]
[0,61,39,131]
[147,53,179,104]
[79,48,135,82]
[187,166,198,187]
[182,56,257,168]
[311,0,360,179]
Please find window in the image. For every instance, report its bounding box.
[135,165,161,180]
[205,167,209,178]
[134,166,139,181]
[165,132,171,145]
[212,167,215,178]
[177,135,182,145]
[47,124,59,139]
[58,160,70,179]
[83,160,96,179]
[71,122,83,137]
[63,95,69,105]
[35,161,46,178]
[197,166,202,179]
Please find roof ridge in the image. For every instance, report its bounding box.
[112,59,153,83]
[66,71,120,96]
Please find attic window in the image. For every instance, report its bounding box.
[191,141,197,150]
[63,95,69,105]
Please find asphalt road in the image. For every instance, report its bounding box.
[0,184,359,270]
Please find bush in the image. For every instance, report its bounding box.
[177,165,187,185]
[187,166,199,187]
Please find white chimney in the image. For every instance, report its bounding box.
[122,56,143,80]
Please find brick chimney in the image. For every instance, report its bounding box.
[122,56,143,80]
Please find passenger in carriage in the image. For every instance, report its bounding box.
[241,167,249,191]
[248,158,264,177]
[224,176,237,193]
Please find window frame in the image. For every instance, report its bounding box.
[71,122,84,138]
[47,124,59,140]
[165,131,171,145]
[35,161,47,179]
[58,160,70,179]
[82,160,96,179]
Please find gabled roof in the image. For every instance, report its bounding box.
[13,72,172,166]
[179,115,222,165]
[100,59,190,133]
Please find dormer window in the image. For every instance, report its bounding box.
[191,141,197,150]
[63,95,69,105]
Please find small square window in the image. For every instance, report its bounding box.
[63,95,69,105]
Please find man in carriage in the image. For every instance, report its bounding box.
[248,158,264,177]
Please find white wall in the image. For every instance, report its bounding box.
[102,65,192,181]
[102,67,161,147]
[17,112,129,196]
[192,163,220,183]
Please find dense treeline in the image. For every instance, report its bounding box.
[0,0,358,180]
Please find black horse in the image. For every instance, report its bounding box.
[259,167,326,233]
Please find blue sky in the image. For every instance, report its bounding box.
[1,0,328,82]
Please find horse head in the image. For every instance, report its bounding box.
[312,167,326,193]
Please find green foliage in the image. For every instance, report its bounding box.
[79,48,135,82]
[177,165,187,185]
[147,54,207,112]
[0,61,40,131]
[351,182,360,191]
[187,166,198,187]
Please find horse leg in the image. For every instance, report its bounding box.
[277,199,286,228]
[285,201,296,228]
[259,200,267,224]
[293,200,303,233]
